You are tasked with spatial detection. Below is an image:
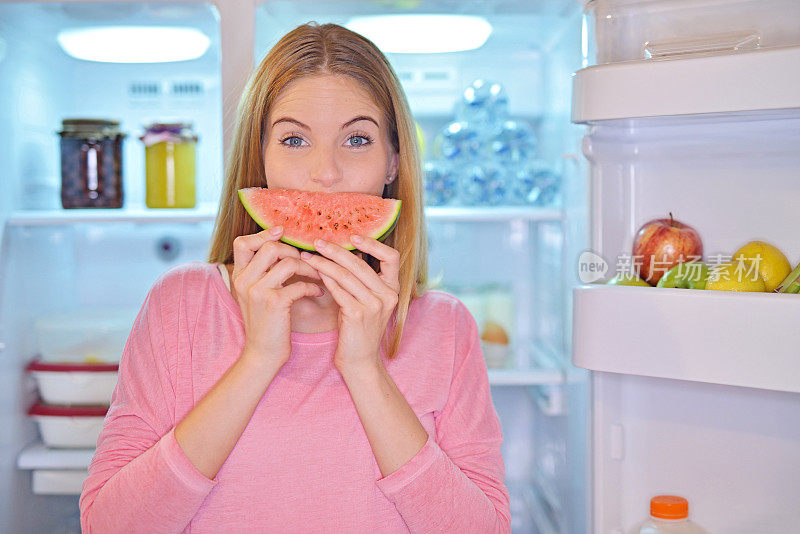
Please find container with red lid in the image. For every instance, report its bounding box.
[26,359,119,406]
[28,402,109,449]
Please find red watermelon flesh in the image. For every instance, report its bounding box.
[238,188,401,252]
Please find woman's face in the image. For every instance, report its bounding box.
[263,74,399,196]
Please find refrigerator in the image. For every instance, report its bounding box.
[0,0,798,533]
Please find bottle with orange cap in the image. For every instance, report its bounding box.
[639,495,709,533]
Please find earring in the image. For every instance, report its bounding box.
[385,174,395,184]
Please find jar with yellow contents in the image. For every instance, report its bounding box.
[140,122,198,208]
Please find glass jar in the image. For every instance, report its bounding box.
[140,121,198,208]
[58,119,125,209]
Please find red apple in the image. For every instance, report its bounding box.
[632,213,703,285]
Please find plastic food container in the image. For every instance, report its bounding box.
[585,0,800,65]
[34,307,138,363]
[481,340,510,369]
[140,121,198,208]
[26,360,119,406]
[57,118,125,209]
[28,403,108,449]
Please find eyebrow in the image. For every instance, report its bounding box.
[271,115,379,130]
[342,116,379,129]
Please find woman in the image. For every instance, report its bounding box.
[80,22,510,533]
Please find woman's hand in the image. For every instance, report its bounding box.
[232,227,323,368]
[299,235,400,374]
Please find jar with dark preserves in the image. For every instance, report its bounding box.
[58,119,125,209]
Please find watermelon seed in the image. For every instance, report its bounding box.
[326,215,331,219]
[319,226,323,230]
[333,222,339,229]
[317,211,322,216]
[343,224,349,229]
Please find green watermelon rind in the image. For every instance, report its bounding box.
[238,188,402,252]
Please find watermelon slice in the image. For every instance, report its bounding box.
[238,188,401,252]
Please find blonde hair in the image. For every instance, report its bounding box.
[207,22,429,361]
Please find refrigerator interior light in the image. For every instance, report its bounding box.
[56,26,210,63]
[345,15,492,54]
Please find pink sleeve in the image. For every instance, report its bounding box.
[375,300,512,533]
[79,276,216,533]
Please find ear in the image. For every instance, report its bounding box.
[388,151,399,179]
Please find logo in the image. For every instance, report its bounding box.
[578,250,608,283]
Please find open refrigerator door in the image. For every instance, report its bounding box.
[572,0,800,532]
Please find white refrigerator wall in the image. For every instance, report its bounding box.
[594,373,800,533]
[585,113,800,269]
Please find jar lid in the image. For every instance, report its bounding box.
[143,121,194,131]
[58,118,123,138]
[26,359,119,373]
[28,402,109,417]
[140,120,198,144]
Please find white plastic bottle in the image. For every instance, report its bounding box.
[639,495,709,533]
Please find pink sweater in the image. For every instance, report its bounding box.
[79,261,511,533]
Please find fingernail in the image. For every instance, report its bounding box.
[300,251,312,259]
[350,235,362,244]
[314,239,326,250]
[270,226,283,236]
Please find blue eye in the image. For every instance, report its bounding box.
[281,136,307,148]
[347,135,373,147]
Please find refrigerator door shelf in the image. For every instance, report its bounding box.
[572,284,800,394]
[572,45,800,122]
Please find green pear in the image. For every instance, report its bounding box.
[657,261,709,289]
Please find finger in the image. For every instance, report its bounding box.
[318,272,359,311]
[277,281,325,303]
[301,251,378,305]
[253,280,323,311]
[237,243,301,294]
[235,238,303,291]
[232,227,284,272]
[349,235,401,291]
[309,239,389,295]
[259,257,321,290]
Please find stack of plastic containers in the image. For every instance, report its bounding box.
[24,307,135,449]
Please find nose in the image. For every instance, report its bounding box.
[310,144,343,189]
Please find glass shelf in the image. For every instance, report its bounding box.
[6,204,563,227]
[18,443,94,470]
[487,341,565,386]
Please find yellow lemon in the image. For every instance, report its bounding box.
[732,240,791,292]
[706,261,766,292]
[607,273,652,287]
